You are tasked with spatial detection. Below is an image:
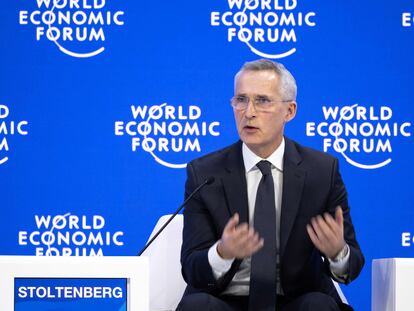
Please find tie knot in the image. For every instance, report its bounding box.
[256,160,272,176]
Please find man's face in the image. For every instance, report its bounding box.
[233,70,296,158]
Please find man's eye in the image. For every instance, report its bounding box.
[256,97,271,104]
[236,96,248,103]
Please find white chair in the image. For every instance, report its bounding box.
[142,215,186,311]
[333,275,348,304]
[143,214,348,311]
[372,258,414,311]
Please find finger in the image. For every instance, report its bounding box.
[238,238,264,258]
[318,215,337,236]
[231,223,250,245]
[244,229,260,248]
[319,216,341,246]
[335,206,343,227]
[249,237,264,254]
[324,212,345,241]
[252,231,260,244]
[307,224,322,249]
[312,216,333,241]
[235,230,263,258]
[223,213,239,233]
[234,230,250,247]
[235,223,249,236]
[315,217,340,251]
[323,213,339,233]
[246,226,256,240]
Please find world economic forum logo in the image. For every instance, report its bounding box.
[210,0,316,59]
[0,104,28,165]
[114,103,221,169]
[306,104,412,169]
[19,0,125,58]
[18,213,124,256]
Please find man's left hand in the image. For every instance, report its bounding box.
[306,206,346,260]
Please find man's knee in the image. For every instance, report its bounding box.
[300,292,339,311]
[283,292,340,311]
[176,293,234,311]
[177,293,210,311]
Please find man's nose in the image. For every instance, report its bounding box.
[244,100,257,118]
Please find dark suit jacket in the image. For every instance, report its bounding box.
[180,137,364,310]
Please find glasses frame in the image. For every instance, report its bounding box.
[230,95,293,112]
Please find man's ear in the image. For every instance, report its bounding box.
[285,101,297,122]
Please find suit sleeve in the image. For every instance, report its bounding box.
[324,157,365,284]
[180,162,220,291]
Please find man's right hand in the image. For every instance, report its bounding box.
[217,213,264,259]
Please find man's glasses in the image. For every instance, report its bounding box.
[230,95,292,112]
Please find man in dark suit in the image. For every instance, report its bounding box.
[177,59,364,311]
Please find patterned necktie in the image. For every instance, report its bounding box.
[249,160,277,311]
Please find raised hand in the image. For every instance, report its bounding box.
[306,206,346,259]
[217,213,264,259]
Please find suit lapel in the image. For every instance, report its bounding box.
[280,138,306,260]
[220,141,249,225]
[215,141,249,291]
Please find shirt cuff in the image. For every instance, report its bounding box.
[328,244,350,281]
[208,241,235,280]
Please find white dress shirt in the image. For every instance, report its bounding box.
[208,138,349,295]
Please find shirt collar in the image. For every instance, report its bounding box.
[242,138,285,173]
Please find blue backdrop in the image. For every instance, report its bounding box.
[1,0,413,310]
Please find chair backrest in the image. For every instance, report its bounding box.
[333,279,348,304]
[321,257,348,304]
[142,214,186,311]
[143,214,348,310]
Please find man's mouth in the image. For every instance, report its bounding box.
[243,125,259,132]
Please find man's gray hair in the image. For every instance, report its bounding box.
[236,59,297,101]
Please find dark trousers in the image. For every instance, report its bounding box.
[176,292,341,311]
